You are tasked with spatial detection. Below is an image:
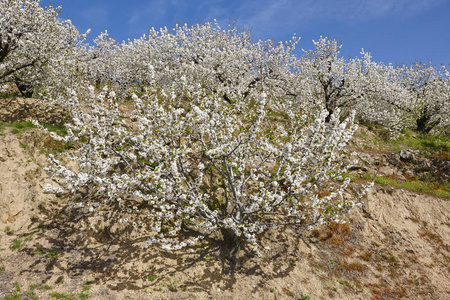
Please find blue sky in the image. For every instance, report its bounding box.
[41,0,450,66]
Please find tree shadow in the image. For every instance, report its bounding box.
[18,199,303,294]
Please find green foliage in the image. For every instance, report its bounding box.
[82,285,91,292]
[49,292,76,300]
[10,121,37,131]
[42,123,68,136]
[165,279,179,292]
[4,292,21,300]
[48,250,59,258]
[0,121,67,138]
[31,248,45,256]
[13,282,21,292]
[10,239,22,251]
[266,109,289,120]
[0,90,21,98]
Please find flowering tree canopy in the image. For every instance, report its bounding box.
[43,84,366,259]
[0,0,88,97]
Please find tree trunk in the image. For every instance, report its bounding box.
[416,107,439,133]
[220,228,244,264]
[15,80,34,98]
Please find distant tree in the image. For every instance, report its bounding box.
[0,0,88,97]
[398,62,449,133]
[301,36,362,121]
[356,56,450,134]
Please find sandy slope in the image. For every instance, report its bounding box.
[0,98,449,299]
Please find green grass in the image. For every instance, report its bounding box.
[42,123,68,136]
[4,292,21,300]
[359,173,450,199]
[13,283,21,292]
[10,239,23,251]
[0,119,72,155]
[2,283,52,300]
[394,129,450,154]
[362,126,450,155]
[39,284,53,290]
[32,248,45,256]
[0,90,21,98]
[353,126,450,199]
[267,109,289,120]
[48,250,59,258]
[203,255,213,261]
[0,120,67,136]
[49,292,76,300]
[10,121,37,131]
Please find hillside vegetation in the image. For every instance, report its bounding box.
[0,96,449,299]
[0,1,449,299]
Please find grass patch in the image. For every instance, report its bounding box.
[39,284,53,290]
[10,239,23,251]
[386,128,448,154]
[0,90,21,98]
[13,282,21,292]
[4,292,21,300]
[10,121,37,131]
[267,109,289,120]
[42,123,67,136]
[0,120,67,137]
[49,292,76,300]
[48,250,59,258]
[32,248,45,256]
[360,174,450,199]
[203,255,213,261]
[358,125,450,155]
